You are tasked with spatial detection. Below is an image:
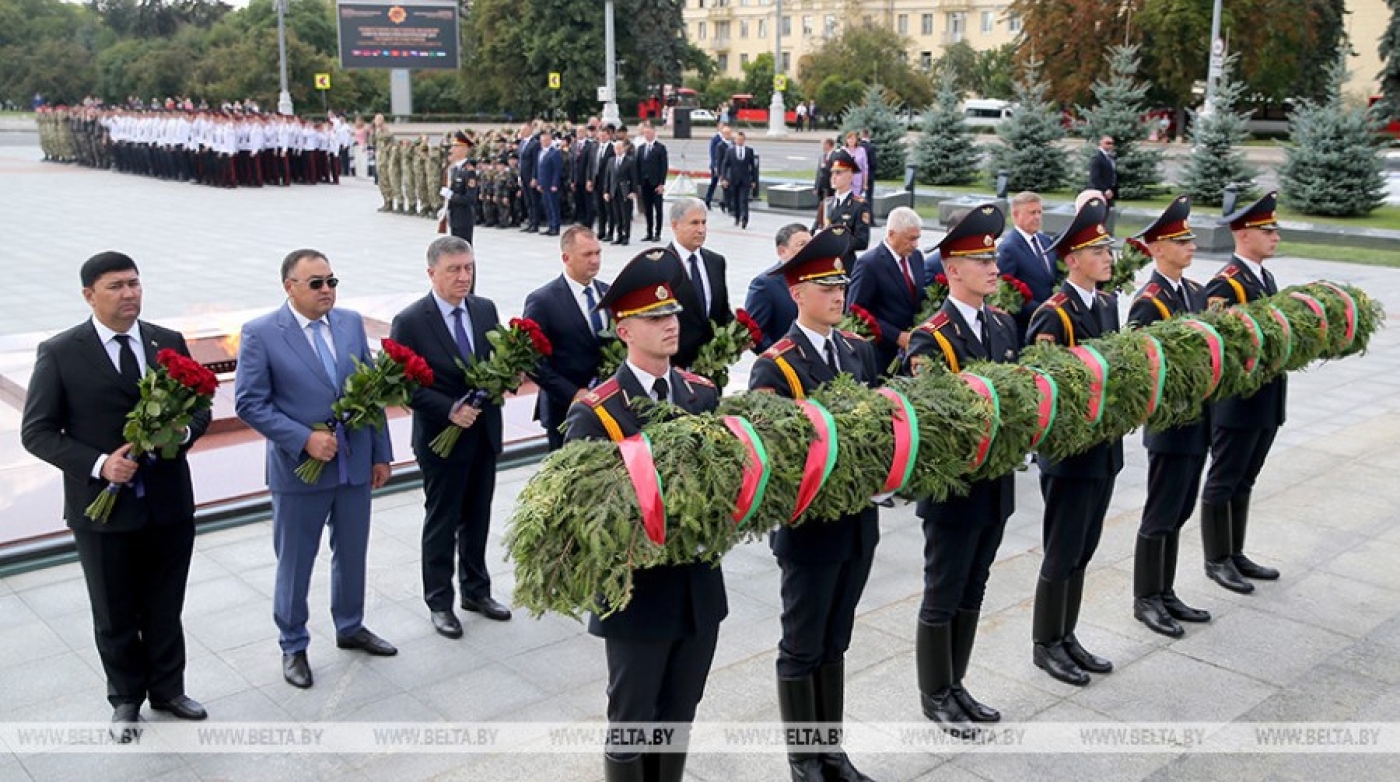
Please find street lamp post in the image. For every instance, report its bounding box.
[602,0,620,127]
[1202,0,1224,116]
[276,0,293,115]
[767,0,787,136]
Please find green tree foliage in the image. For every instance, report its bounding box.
[1280,61,1388,217]
[1077,44,1163,200]
[799,21,932,112]
[988,59,1070,193]
[743,52,775,108]
[1136,0,1212,112]
[936,41,1016,101]
[813,75,864,118]
[912,70,979,186]
[1378,0,1400,121]
[1008,0,1128,107]
[840,86,909,181]
[1178,54,1257,207]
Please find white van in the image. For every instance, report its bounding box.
[961,99,1015,128]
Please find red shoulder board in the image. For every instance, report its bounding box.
[581,378,620,407]
[987,304,1008,315]
[836,328,869,342]
[1140,282,1161,299]
[1218,264,1242,278]
[677,370,715,388]
[915,311,951,334]
[1042,292,1069,310]
[761,337,797,360]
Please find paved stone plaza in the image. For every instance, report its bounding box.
[2,138,1400,780]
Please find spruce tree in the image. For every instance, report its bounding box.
[1280,60,1388,217]
[1077,44,1162,200]
[840,86,909,182]
[988,58,1070,193]
[1179,53,1258,207]
[913,69,980,186]
[1378,0,1400,121]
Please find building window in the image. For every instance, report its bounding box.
[781,15,791,36]
[740,20,748,37]
[716,20,729,41]
[825,15,836,37]
[802,15,812,35]
[1008,14,1022,33]
[981,10,994,34]
[920,51,933,70]
[781,51,791,72]
[698,21,706,40]
[946,12,964,43]
[897,14,908,34]
[759,18,767,37]
[718,53,729,72]
[740,53,749,68]
[921,13,934,35]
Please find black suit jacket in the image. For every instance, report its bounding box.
[522,274,611,434]
[389,293,504,462]
[572,138,596,188]
[722,145,758,190]
[1089,149,1117,203]
[21,320,209,532]
[1128,271,1212,455]
[1204,256,1287,430]
[669,246,733,369]
[563,364,728,641]
[848,241,926,372]
[635,139,669,189]
[749,326,880,563]
[604,152,636,198]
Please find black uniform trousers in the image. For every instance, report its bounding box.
[610,195,633,242]
[605,624,719,757]
[1038,474,1115,581]
[775,508,877,679]
[1201,426,1278,504]
[419,435,497,610]
[73,521,195,706]
[639,186,663,238]
[919,505,1008,625]
[1141,452,1208,537]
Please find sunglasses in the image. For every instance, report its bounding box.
[292,277,339,290]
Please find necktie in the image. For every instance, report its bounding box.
[309,320,337,384]
[1262,268,1278,296]
[823,339,840,374]
[1030,234,1052,275]
[688,253,707,312]
[451,306,474,358]
[652,377,669,402]
[979,309,991,348]
[900,256,916,299]
[114,334,141,385]
[583,286,605,334]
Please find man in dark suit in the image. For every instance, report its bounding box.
[22,251,211,739]
[995,191,1059,337]
[1088,136,1118,232]
[1024,198,1122,688]
[635,122,669,241]
[666,196,733,369]
[703,123,731,211]
[517,121,542,232]
[847,205,926,373]
[603,138,636,246]
[565,249,727,782]
[859,128,877,202]
[1125,195,1213,638]
[743,223,810,352]
[389,237,509,639]
[721,131,758,229]
[444,132,478,249]
[234,249,396,689]
[1200,192,1286,594]
[813,138,835,199]
[591,125,615,240]
[813,149,871,267]
[536,129,562,236]
[903,206,1019,739]
[750,228,880,782]
[523,225,611,450]
[572,122,598,227]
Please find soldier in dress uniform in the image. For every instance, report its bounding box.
[1199,192,1285,593]
[749,228,880,782]
[902,204,1019,737]
[1125,195,1214,637]
[563,250,728,782]
[1024,197,1123,687]
[444,132,479,252]
[811,149,871,267]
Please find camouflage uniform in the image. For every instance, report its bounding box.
[374,128,396,211]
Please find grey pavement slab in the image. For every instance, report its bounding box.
[4,140,1400,779]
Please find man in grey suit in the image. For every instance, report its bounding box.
[234,249,395,689]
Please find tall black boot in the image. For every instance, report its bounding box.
[917,620,976,737]
[655,751,687,782]
[1230,492,1280,580]
[1031,577,1089,686]
[1064,569,1113,673]
[777,675,827,781]
[604,754,645,782]
[1162,530,1210,622]
[950,610,1000,722]
[813,662,873,781]
[1133,534,1184,638]
[1201,500,1254,593]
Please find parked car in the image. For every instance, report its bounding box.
[688,108,717,124]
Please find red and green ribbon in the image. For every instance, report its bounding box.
[1268,305,1294,372]
[1317,281,1359,348]
[876,387,920,493]
[723,416,772,528]
[958,373,1002,471]
[1024,367,1059,449]
[617,433,666,545]
[791,399,839,522]
[1142,334,1168,418]
[1180,318,1225,398]
[1229,309,1264,374]
[1067,345,1109,425]
[1290,292,1330,344]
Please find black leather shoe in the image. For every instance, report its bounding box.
[150,694,208,721]
[1063,633,1113,673]
[951,685,1001,722]
[1233,553,1280,580]
[110,703,142,743]
[921,688,978,739]
[431,610,464,639]
[283,651,313,689]
[1134,596,1185,638]
[336,628,398,656]
[461,595,512,621]
[1205,558,1255,594]
[821,751,875,782]
[788,757,827,781]
[1033,642,1090,686]
[1162,590,1211,622]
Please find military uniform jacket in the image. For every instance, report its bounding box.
[749,325,880,564]
[812,192,871,264]
[906,300,1018,523]
[563,364,728,642]
[1026,283,1124,479]
[1204,257,1287,431]
[1128,271,1211,455]
[447,161,478,224]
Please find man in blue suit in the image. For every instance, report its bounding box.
[995,191,1059,337]
[523,225,611,450]
[847,206,926,373]
[536,129,563,236]
[721,131,759,229]
[517,122,542,233]
[703,123,731,212]
[235,249,395,689]
[743,223,810,352]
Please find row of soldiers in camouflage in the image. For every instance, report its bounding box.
[372,119,535,228]
[36,106,111,169]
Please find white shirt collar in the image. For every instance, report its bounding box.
[949,297,984,338]
[91,317,142,348]
[1236,255,1267,283]
[288,304,329,330]
[626,361,668,399]
[796,321,833,357]
[1067,280,1097,309]
[671,241,702,261]
[431,290,467,319]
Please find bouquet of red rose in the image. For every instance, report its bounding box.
[914,273,952,325]
[84,349,219,523]
[295,338,434,483]
[989,274,1034,313]
[690,309,763,390]
[429,318,552,457]
[838,304,882,343]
